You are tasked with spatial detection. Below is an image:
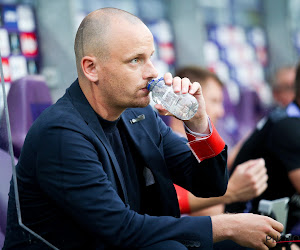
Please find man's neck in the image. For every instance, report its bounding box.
[78,79,124,121]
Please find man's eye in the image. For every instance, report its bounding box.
[131,58,139,64]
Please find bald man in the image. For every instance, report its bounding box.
[4,8,283,250]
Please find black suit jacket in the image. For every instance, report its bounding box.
[4,79,228,249]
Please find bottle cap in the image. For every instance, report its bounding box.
[147,77,164,91]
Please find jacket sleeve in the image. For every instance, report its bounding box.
[157,114,228,198]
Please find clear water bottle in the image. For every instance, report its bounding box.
[147,77,199,120]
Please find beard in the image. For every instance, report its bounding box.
[128,95,151,108]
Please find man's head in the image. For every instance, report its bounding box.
[176,66,224,124]
[74,8,141,76]
[74,8,158,120]
[272,66,296,107]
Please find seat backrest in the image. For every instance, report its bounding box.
[0,149,14,249]
[0,75,52,158]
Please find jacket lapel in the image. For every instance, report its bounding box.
[67,80,128,203]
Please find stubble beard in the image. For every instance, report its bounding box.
[129,93,151,109]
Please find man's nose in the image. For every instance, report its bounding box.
[144,60,158,79]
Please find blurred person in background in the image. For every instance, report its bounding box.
[228,62,300,247]
[272,66,296,108]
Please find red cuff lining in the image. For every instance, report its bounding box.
[186,122,225,162]
[174,184,190,214]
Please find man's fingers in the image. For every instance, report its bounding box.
[154,104,177,117]
[164,72,173,85]
[256,178,268,196]
[172,76,182,93]
[264,232,281,249]
[162,73,202,97]
[237,159,259,172]
[253,165,268,185]
[189,81,201,95]
[265,238,277,249]
[257,172,269,185]
[264,218,284,247]
[154,104,168,115]
[263,219,283,249]
[181,77,190,94]
[271,219,284,233]
[245,158,266,175]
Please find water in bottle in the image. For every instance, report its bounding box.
[147,77,199,120]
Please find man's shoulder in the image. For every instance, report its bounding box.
[267,113,300,149]
[268,102,300,124]
[40,95,77,119]
[268,107,288,123]
[269,104,300,130]
[29,93,86,136]
[271,116,300,137]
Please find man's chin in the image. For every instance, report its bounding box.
[129,98,150,109]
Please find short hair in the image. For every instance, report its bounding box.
[74,8,142,75]
[295,62,300,100]
[175,66,223,88]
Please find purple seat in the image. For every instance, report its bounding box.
[0,149,15,249]
[236,87,265,136]
[1,75,52,158]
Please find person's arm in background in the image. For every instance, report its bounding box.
[175,158,268,215]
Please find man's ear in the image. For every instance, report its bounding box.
[81,56,98,82]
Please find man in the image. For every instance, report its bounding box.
[166,67,268,217]
[229,62,300,237]
[4,8,282,250]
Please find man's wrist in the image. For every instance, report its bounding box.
[223,189,235,204]
[185,119,226,163]
[184,116,212,138]
[211,214,235,243]
[184,115,210,135]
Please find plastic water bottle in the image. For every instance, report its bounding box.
[147,77,199,120]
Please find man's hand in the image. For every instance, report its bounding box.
[225,158,268,204]
[154,72,209,134]
[212,213,284,250]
